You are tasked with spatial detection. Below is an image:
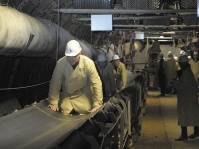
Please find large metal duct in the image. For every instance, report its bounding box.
[0,6,57,57]
[0,6,93,59]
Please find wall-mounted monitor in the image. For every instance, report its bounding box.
[198,0,199,17]
[91,15,112,31]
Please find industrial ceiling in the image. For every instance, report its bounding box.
[1,0,199,46]
[0,0,198,111]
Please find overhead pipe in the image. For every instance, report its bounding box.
[76,14,197,21]
[114,29,194,32]
[0,6,93,59]
[0,6,57,58]
[85,24,199,28]
[54,8,197,14]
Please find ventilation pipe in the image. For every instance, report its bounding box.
[0,6,93,59]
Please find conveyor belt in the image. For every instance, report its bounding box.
[0,100,94,149]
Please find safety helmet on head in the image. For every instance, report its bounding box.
[168,51,173,56]
[112,54,120,61]
[180,50,185,55]
[65,40,82,56]
[178,55,188,63]
[193,51,198,55]
[174,56,178,61]
[97,53,107,62]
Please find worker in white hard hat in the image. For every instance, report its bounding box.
[111,54,127,91]
[165,51,178,94]
[188,51,199,84]
[48,40,103,115]
[180,50,185,55]
[172,55,199,141]
[95,53,116,100]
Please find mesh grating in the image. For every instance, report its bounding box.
[122,0,160,9]
[102,0,113,8]
[181,0,197,9]
[73,0,85,8]
[72,0,113,9]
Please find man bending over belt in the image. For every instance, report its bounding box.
[48,40,103,115]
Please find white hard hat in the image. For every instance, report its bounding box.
[180,50,185,55]
[178,55,188,62]
[194,51,198,55]
[112,54,120,61]
[188,56,191,59]
[97,53,107,62]
[168,51,173,56]
[65,40,82,56]
[174,56,178,61]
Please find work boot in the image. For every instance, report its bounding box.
[175,135,188,141]
[175,126,188,141]
[189,126,199,139]
[189,133,199,139]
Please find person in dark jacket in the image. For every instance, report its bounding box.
[172,55,199,141]
[165,51,178,94]
[154,52,167,96]
[95,53,116,98]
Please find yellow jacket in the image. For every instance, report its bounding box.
[113,62,127,90]
[48,55,103,114]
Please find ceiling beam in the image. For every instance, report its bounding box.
[113,25,199,28]
[54,9,197,14]
[85,24,199,28]
[113,29,196,33]
[76,14,197,21]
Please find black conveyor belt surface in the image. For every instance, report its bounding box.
[0,100,94,149]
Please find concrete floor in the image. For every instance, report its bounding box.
[133,90,199,149]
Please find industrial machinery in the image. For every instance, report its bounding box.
[0,4,148,149]
[0,70,148,149]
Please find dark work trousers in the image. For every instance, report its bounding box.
[181,126,188,137]
[194,126,199,134]
[158,72,166,95]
